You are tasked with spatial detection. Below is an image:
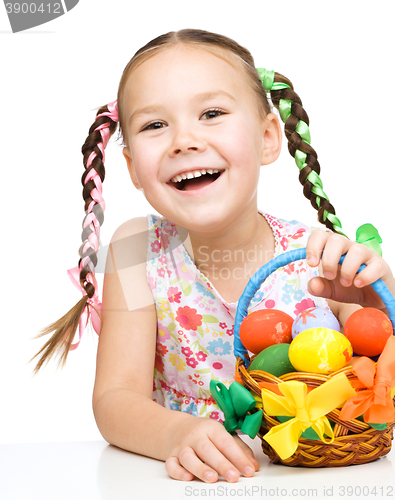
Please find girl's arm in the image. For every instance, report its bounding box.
[306,229,395,323]
[92,217,258,483]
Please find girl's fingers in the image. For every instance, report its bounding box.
[307,230,387,287]
[307,230,350,276]
[308,275,364,305]
[319,234,352,280]
[351,258,388,288]
[208,433,257,479]
[308,276,335,301]
[165,455,195,482]
[306,230,392,309]
[306,229,329,267]
[165,420,259,484]
[336,243,372,286]
[178,443,239,483]
[232,435,260,471]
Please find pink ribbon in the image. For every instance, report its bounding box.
[67,266,102,350]
[80,100,119,287]
[66,101,117,350]
[96,100,118,123]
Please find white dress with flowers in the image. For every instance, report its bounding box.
[147,211,329,422]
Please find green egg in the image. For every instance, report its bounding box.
[248,343,296,377]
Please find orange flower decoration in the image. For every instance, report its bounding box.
[175,306,203,331]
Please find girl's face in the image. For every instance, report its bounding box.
[122,44,281,234]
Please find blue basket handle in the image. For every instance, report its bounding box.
[233,248,395,365]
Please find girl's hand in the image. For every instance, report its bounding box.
[306,229,395,310]
[165,416,259,483]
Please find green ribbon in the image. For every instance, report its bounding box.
[257,67,340,230]
[210,380,263,439]
[256,67,382,252]
[256,68,275,92]
[279,99,292,122]
[356,223,383,257]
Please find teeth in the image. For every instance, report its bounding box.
[170,169,222,183]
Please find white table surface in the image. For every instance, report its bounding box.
[1,437,394,500]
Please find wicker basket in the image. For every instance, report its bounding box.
[233,248,395,467]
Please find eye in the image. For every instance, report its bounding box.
[200,108,226,120]
[141,121,166,131]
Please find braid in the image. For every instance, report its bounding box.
[79,106,118,296]
[32,101,118,373]
[257,69,344,235]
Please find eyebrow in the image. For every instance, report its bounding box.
[128,90,236,126]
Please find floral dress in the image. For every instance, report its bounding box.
[147,211,330,422]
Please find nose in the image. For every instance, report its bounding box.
[169,127,207,157]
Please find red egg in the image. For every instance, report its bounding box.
[239,309,293,354]
[344,308,393,357]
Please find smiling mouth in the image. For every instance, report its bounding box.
[171,171,223,191]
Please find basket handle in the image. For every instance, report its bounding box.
[233,248,395,365]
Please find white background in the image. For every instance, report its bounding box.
[1,1,394,444]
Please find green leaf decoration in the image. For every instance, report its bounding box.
[195,368,212,374]
[201,315,219,323]
[169,277,180,286]
[181,279,192,296]
[199,404,207,416]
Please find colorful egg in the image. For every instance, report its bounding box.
[248,344,296,377]
[344,308,393,357]
[240,309,293,354]
[288,327,353,374]
[292,307,340,339]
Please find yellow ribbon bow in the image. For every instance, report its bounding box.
[260,373,356,460]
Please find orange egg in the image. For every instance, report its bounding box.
[344,308,393,357]
[239,309,293,354]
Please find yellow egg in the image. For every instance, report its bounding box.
[288,327,353,374]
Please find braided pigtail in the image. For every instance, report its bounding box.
[257,69,344,235]
[32,101,119,373]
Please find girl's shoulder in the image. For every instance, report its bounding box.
[112,216,149,238]
[106,216,155,311]
[108,216,150,270]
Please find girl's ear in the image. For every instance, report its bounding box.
[123,147,141,190]
[260,113,282,166]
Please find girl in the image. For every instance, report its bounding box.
[33,29,395,483]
